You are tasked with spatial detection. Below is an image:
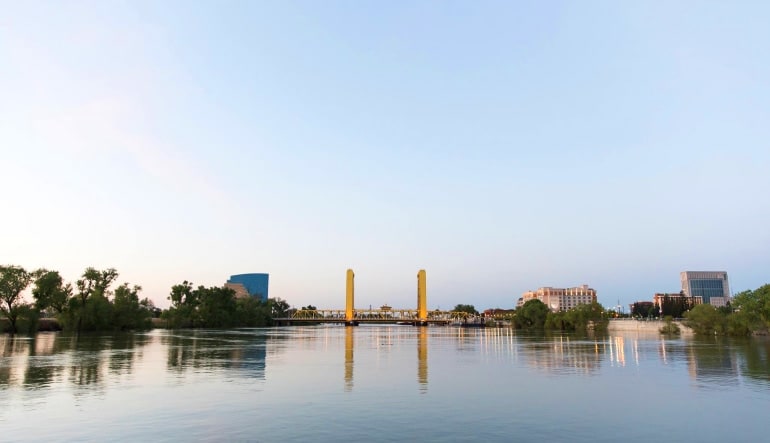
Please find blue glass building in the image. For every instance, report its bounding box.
[227,273,269,301]
[680,271,730,306]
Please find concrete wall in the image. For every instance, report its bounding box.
[608,319,693,336]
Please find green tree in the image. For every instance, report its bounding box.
[515,299,549,329]
[73,267,119,334]
[301,305,317,311]
[659,316,681,334]
[165,281,199,328]
[685,304,727,335]
[732,285,770,332]
[269,297,290,317]
[196,286,238,327]
[235,297,274,326]
[32,270,72,315]
[0,265,34,334]
[567,302,608,331]
[452,304,479,315]
[112,283,152,330]
[631,302,656,318]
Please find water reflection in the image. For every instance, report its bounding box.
[686,337,739,387]
[164,330,267,379]
[417,327,428,392]
[0,333,153,392]
[2,329,770,398]
[344,326,354,391]
[516,333,605,375]
[736,339,770,386]
[340,325,430,392]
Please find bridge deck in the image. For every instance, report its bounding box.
[274,308,482,326]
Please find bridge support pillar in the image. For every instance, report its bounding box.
[417,269,427,325]
[345,269,358,326]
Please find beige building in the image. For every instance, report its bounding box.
[225,282,251,299]
[518,285,597,312]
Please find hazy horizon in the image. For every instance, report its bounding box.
[2,1,768,311]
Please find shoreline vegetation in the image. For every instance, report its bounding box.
[2,265,768,337]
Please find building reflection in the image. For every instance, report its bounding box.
[686,337,739,387]
[519,333,605,375]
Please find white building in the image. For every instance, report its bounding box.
[519,285,597,312]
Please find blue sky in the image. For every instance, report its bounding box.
[2,1,769,311]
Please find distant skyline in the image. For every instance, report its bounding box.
[2,1,769,311]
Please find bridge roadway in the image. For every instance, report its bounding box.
[274,308,482,326]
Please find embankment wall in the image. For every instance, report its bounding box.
[608,319,693,336]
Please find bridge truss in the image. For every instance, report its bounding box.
[282,308,480,324]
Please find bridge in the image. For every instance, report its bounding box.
[273,269,483,326]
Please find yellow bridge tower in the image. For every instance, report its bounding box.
[345,269,358,326]
[417,269,427,326]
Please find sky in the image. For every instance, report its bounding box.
[2,1,769,311]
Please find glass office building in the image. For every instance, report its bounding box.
[227,273,269,301]
[680,271,730,306]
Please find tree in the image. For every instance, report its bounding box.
[452,304,478,315]
[269,298,290,318]
[112,283,152,330]
[165,281,199,328]
[685,304,726,335]
[516,299,549,329]
[0,265,34,334]
[631,302,656,318]
[196,286,237,327]
[32,270,72,315]
[732,285,770,330]
[73,267,119,333]
[660,294,694,318]
[301,305,317,311]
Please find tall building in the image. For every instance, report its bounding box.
[519,285,597,312]
[680,271,730,307]
[226,273,269,301]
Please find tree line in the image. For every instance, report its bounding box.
[684,284,770,336]
[0,265,154,334]
[0,264,290,334]
[630,294,695,319]
[507,299,609,332]
[161,280,288,328]
[626,284,770,336]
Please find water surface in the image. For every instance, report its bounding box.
[1,326,768,442]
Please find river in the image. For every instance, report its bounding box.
[1,326,768,442]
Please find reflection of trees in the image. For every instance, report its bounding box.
[70,335,110,389]
[736,339,770,386]
[1,332,154,391]
[108,333,150,375]
[164,331,267,379]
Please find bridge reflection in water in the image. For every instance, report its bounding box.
[342,326,430,393]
